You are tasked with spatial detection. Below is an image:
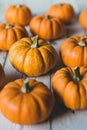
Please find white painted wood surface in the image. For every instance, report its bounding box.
[0,0,87,130]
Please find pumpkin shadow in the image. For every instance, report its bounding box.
[49,91,68,120]
[51,100,68,120]
[65,27,81,37]
[49,57,65,75]
[49,64,64,75]
[49,92,75,120]
[0,70,23,90]
[65,20,82,37]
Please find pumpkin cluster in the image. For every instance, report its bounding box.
[0,3,60,125]
[52,35,87,111]
[0,3,76,51]
[0,1,87,126]
[0,4,32,51]
[30,3,76,40]
[52,66,87,110]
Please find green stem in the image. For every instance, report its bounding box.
[16,4,21,8]
[5,23,13,29]
[73,66,81,82]
[31,35,39,48]
[21,78,30,93]
[58,3,63,6]
[78,36,87,46]
[45,15,50,20]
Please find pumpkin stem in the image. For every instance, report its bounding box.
[73,66,81,82]
[31,35,39,48]
[45,15,50,20]
[78,36,87,46]
[5,23,14,29]
[58,3,63,6]
[21,78,30,93]
[16,4,21,8]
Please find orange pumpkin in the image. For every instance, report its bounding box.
[0,64,5,87]
[0,78,55,125]
[0,23,28,51]
[30,14,64,40]
[9,36,58,76]
[52,66,87,110]
[5,4,32,25]
[79,10,87,29]
[60,35,87,67]
[47,3,75,24]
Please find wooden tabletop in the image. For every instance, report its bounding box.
[0,19,87,130]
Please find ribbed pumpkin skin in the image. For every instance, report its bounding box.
[79,10,87,29]
[9,37,58,76]
[52,66,87,110]
[47,3,75,24]
[0,23,28,51]
[60,36,87,67]
[30,15,64,40]
[0,64,5,86]
[0,79,55,125]
[5,4,32,25]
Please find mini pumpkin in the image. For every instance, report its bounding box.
[29,14,64,40]
[47,3,75,24]
[0,23,28,51]
[9,36,58,76]
[52,66,87,110]
[5,4,32,25]
[0,64,5,87]
[0,78,55,125]
[60,35,87,67]
[79,10,87,29]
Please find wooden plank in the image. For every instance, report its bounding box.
[0,51,7,66]
[51,109,87,130]
[0,113,21,130]
[3,54,23,85]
